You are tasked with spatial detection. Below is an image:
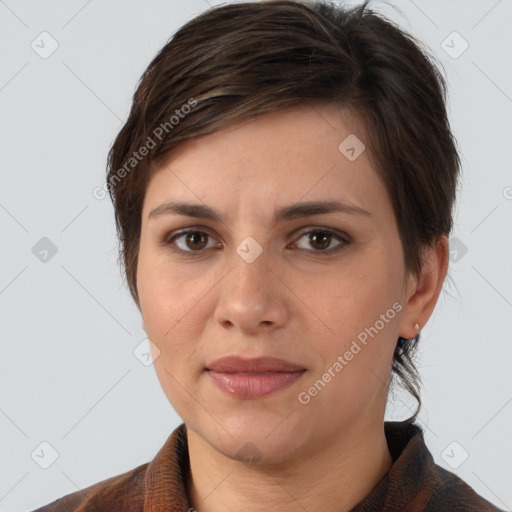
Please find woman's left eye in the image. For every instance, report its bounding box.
[290,228,351,255]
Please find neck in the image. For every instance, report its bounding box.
[185,418,393,512]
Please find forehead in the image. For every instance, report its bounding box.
[142,103,387,219]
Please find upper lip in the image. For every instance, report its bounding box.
[206,356,305,373]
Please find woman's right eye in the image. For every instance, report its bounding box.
[165,229,220,257]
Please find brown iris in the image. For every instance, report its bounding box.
[185,232,208,251]
[308,231,331,251]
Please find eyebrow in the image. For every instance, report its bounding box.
[148,199,371,223]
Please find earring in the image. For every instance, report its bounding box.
[414,322,420,332]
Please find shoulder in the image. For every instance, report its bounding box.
[381,420,504,512]
[425,464,505,511]
[30,462,149,512]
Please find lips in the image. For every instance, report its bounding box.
[205,356,306,399]
[206,355,305,373]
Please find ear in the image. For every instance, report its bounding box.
[398,235,449,339]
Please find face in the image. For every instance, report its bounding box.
[137,103,417,464]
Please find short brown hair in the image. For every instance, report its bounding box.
[106,0,460,421]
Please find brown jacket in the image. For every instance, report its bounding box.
[32,419,504,511]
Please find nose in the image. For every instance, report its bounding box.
[213,246,290,334]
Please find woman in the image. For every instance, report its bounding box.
[32,0,504,510]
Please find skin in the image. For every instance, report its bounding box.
[136,103,449,512]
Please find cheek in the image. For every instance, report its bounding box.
[316,260,398,334]
[137,250,215,360]
[300,290,399,428]
[306,259,401,389]
[143,295,207,420]
[138,247,196,335]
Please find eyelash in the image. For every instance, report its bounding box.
[163,226,351,258]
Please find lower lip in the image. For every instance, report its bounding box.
[207,370,306,399]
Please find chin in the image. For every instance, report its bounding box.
[223,433,302,467]
[198,410,309,466]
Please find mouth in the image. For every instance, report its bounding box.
[206,355,305,373]
[205,356,306,399]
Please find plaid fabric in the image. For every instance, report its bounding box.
[31,420,504,511]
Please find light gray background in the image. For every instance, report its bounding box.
[0,0,511,510]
